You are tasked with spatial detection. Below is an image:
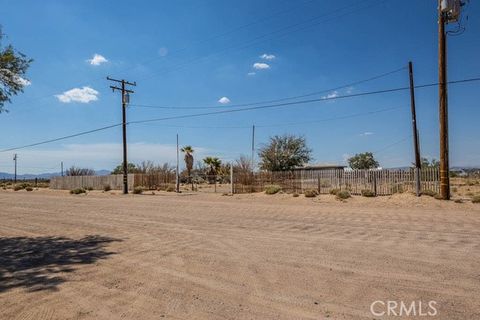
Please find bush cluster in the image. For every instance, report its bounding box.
[264,185,282,195]
[472,195,480,204]
[70,188,86,195]
[304,189,319,198]
[361,189,376,197]
[336,190,351,200]
[133,186,144,194]
[329,188,340,195]
[103,185,111,192]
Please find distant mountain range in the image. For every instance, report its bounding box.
[0,170,110,180]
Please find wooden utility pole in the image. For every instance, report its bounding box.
[409,61,422,196]
[107,77,136,194]
[61,161,64,176]
[438,1,450,200]
[13,154,17,184]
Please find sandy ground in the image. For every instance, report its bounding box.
[0,190,479,320]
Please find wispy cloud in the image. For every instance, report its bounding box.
[247,72,256,76]
[360,132,374,136]
[0,68,31,87]
[16,77,31,86]
[55,86,99,103]
[253,62,270,70]
[87,54,108,66]
[218,96,231,104]
[322,91,339,99]
[260,53,275,60]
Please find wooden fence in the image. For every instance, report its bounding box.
[50,168,439,196]
[233,167,439,196]
[50,174,135,190]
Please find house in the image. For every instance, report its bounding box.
[292,163,346,173]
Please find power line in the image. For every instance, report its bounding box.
[136,106,402,129]
[1,76,479,153]
[130,66,407,110]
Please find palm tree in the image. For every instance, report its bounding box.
[203,157,222,184]
[181,146,194,187]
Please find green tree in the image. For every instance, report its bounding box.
[420,157,440,168]
[258,134,312,171]
[111,163,138,174]
[348,152,379,170]
[0,29,33,112]
[181,146,194,178]
[203,157,222,183]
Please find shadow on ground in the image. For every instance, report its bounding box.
[0,235,121,292]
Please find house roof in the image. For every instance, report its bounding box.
[293,163,346,171]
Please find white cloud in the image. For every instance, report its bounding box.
[87,54,108,66]
[55,86,99,103]
[253,62,270,70]
[218,96,231,104]
[260,53,275,60]
[360,132,374,136]
[247,72,256,76]
[16,77,31,86]
[0,68,31,87]
[322,91,339,99]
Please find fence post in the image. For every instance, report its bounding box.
[230,163,234,194]
[415,167,421,196]
[317,175,321,194]
[373,172,377,196]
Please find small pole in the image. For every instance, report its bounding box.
[409,61,422,196]
[61,161,64,177]
[230,162,234,194]
[13,154,17,184]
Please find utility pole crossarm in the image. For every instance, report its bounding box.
[106,76,137,86]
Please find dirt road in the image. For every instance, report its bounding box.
[1,190,479,319]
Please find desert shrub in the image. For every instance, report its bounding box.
[133,186,144,194]
[85,186,94,191]
[292,193,300,197]
[422,190,437,197]
[264,185,281,195]
[454,199,463,203]
[13,185,24,191]
[165,186,176,192]
[472,195,480,204]
[103,185,111,192]
[304,189,318,198]
[329,188,340,195]
[361,189,376,197]
[25,187,33,192]
[452,187,458,193]
[70,188,86,195]
[336,190,351,200]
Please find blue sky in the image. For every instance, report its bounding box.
[0,0,478,174]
